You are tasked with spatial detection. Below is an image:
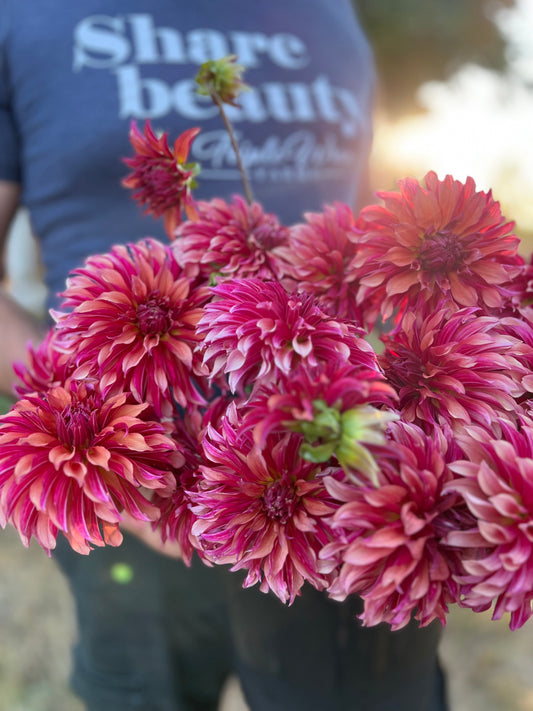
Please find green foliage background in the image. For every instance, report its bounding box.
[354,0,514,113]
[0,395,12,415]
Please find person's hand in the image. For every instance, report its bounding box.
[120,511,184,559]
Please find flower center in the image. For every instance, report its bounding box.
[382,347,427,399]
[262,479,297,524]
[249,222,287,251]
[57,403,94,448]
[146,161,187,202]
[418,231,464,273]
[137,293,173,335]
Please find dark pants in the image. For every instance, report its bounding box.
[55,537,448,711]
[54,534,232,711]
[225,573,449,711]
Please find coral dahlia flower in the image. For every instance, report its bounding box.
[55,239,211,415]
[172,196,289,282]
[446,418,533,629]
[276,203,363,321]
[354,171,522,324]
[379,305,529,432]
[122,121,200,237]
[198,278,375,396]
[0,381,178,554]
[322,421,463,630]
[191,413,339,603]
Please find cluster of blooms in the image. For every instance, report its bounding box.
[2,119,533,632]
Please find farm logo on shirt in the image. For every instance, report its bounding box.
[72,13,368,185]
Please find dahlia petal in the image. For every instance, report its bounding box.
[82,478,111,506]
[29,477,46,511]
[66,529,94,555]
[478,520,514,545]
[103,521,123,547]
[63,460,87,483]
[292,337,313,358]
[444,399,471,421]
[167,340,194,367]
[14,453,36,479]
[344,543,391,565]
[445,528,490,547]
[490,492,526,519]
[500,540,532,569]
[24,433,56,447]
[385,271,419,295]
[400,504,427,536]
[86,446,112,469]
[470,261,512,284]
[35,515,57,552]
[225,349,246,373]
[48,445,75,469]
[449,272,478,306]
[364,485,405,508]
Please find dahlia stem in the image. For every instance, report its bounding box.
[211,90,254,205]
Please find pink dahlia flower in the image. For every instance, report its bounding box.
[354,171,522,324]
[191,416,339,604]
[150,414,205,566]
[276,203,363,321]
[379,305,529,432]
[13,329,77,397]
[446,418,533,629]
[244,360,397,483]
[122,121,200,237]
[152,463,203,566]
[489,253,531,319]
[0,381,178,554]
[198,278,375,396]
[514,255,533,321]
[494,315,533,397]
[55,239,211,415]
[173,196,289,282]
[322,421,463,630]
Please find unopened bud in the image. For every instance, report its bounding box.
[195,55,249,106]
[299,400,398,486]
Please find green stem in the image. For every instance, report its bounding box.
[211,90,254,205]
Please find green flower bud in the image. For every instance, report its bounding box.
[298,400,398,486]
[195,55,249,106]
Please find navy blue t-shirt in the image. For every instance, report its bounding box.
[0,0,375,307]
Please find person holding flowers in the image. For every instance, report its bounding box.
[0,2,471,710]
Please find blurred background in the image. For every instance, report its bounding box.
[2,1,533,709]
[363,0,533,252]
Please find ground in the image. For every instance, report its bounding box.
[0,526,532,711]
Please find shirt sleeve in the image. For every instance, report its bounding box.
[0,0,21,184]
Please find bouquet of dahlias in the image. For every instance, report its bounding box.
[2,57,533,632]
